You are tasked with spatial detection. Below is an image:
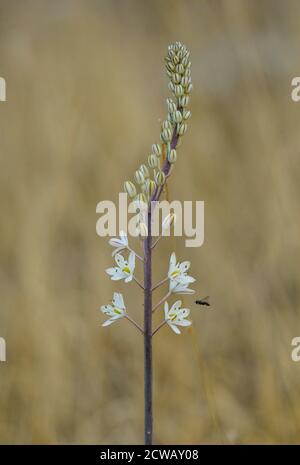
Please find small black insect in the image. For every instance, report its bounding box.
[195,296,210,307]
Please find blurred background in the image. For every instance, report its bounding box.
[1,0,300,444]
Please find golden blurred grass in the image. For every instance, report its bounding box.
[1,0,300,444]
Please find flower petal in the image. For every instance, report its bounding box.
[175,319,191,327]
[170,300,182,313]
[115,253,126,268]
[128,251,136,272]
[169,323,181,334]
[102,319,115,327]
[179,261,190,273]
[164,301,169,320]
[112,292,125,310]
[109,238,124,247]
[119,231,128,246]
[169,252,176,271]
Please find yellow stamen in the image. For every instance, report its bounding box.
[170,270,180,277]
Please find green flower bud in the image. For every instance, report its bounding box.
[179,95,190,107]
[161,128,172,143]
[181,76,190,87]
[148,180,156,197]
[177,123,187,136]
[186,83,193,94]
[183,110,191,120]
[168,82,175,92]
[155,170,166,187]
[166,61,175,72]
[134,170,145,185]
[182,56,190,67]
[152,143,161,157]
[135,193,147,204]
[148,154,158,168]
[184,68,191,79]
[176,63,185,74]
[166,98,177,113]
[168,149,177,164]
[124,181,137,198]
[174,85,184,97]
[140,164,149,178]
[173,110,183,123]
[162,120,172,130]
[172,73,181,84]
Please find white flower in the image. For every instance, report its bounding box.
[106,251,135,283]
[100,292,126,327]
[164,300,192,334]
[168,252,195,293]
[108,231,128,256]
[172,282,195,294]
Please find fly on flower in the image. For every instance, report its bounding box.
[164,300,192,334]
[106,251,136,283]
[168,252,195,294]
[101,292,126,326]
[108,231,128,256]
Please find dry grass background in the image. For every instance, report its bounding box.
[1,0,300,444]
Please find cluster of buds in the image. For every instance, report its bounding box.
[164,41,192,143]
[124,42,192,234]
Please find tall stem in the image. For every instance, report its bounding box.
[144,210,152,445]
[143,116,180,445]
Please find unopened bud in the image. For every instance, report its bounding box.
[176,63,185,74]
[124,181,137,198]
[148,154,158,168]
[174,85,184,97]
[172,73,181,84]
[168,149,177,164]
[152,143,162,157]
[168,82,175,92]
[135,193,147,204]
[173,110,183,123]
[179,95,190,107]
[186,83,193,94]
[140,164,149,178]
[162,120,172,130]
[148,180,156,197]
[161,128,172,143]
[183,110,191,120]
[177,123,187,136]
[181,76,190,87]
[166,98,177,113]
[134,170,145,185]
[155,170,166,187]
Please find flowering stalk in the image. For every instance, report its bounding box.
[143,209,152,444]
[100,42,197,445]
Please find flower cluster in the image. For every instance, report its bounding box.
[100,230,195,334]
[168,252,195,294]
[100,42,196,336]
[164,300,191,335]
[101,292,126,327]
[123,42,192,233]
